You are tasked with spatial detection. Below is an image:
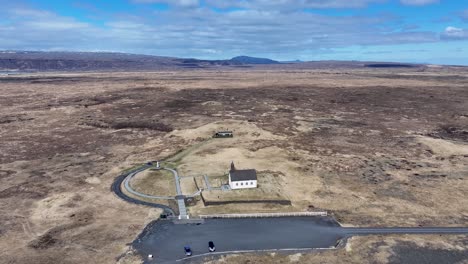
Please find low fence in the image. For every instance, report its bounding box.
[199,192,207,205]
[203,199,292,206]
[173,218,205,225]
[199,211,328,219]
[199,192,292,207]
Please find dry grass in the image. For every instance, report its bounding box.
[0,68,467,263]
[202,235,468,264]
[192,202,292,215]
[180,177,198,195]
[130,169,175,197]
[202,173,287,201]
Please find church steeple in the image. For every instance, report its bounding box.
[230,161,236,172]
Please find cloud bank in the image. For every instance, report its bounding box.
[399,0,439,6]
[0,0,465,63]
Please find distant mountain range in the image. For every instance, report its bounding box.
[0,51,441,72]
[0,51,282,71]
[230,56,279,64]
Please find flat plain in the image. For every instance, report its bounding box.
[0,67,467,263]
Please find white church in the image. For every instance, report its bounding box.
[228,162,257,190]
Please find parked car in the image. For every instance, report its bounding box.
[184,246,192,256]
[208,241,215,252]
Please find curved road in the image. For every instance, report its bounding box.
[121,166,188,219]
[124,169,176,200]
[111,165,175,216]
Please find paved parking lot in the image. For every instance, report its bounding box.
[133,217,343,263]
[133,216,468,263]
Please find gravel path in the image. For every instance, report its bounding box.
[110,166,175,216]
[165,168,188,219]
[112,165,189,219]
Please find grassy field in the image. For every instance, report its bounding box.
[201,172,288,201]
[130,169,176,197]
[0,68,467,263]
[201,235,468,264]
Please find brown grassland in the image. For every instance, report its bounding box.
[0,68,467,263]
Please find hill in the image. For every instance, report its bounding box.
[0,51,280,72]
[229,56,280,64]
[0,51,447,72]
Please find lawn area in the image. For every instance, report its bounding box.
[129,169,176,197]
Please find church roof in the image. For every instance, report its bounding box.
[230,169,257,182]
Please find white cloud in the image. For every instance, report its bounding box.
[132,0,199,7]
[441,26,468,40]
[399,0,439,6]
[7,8,90,30]
[0,4,452,59]
[8,8,53,18]
[106,21,146,29]
[25,21,89,30]
[205,0,386,10]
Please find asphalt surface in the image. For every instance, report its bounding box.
[111,165,175,216]
[133,216,468,264]
[134,216,343,263]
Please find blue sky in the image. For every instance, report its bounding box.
[1,0,468,65]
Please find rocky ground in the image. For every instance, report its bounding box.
[0,68,467,263]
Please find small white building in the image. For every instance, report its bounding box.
[228,162,257,190]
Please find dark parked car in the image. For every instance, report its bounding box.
[208,241,215,252]
[184,246,192,256]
